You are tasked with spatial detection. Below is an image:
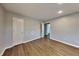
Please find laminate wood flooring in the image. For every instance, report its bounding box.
[3,38,79,56]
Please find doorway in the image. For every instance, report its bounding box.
[13,17,24,45]
[44,23,50,39]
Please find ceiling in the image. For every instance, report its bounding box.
[2,3,79,21]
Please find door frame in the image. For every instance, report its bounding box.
[44,23,50,39]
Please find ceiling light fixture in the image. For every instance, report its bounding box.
[57,3,63,5]
[58,10,63,14]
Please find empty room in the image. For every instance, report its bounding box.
[0,3,79,56]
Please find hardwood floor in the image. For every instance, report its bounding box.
[3,37,79,56]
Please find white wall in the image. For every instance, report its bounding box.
[0,5,5,55]
[4,11,41,48]
[24,17,41,42]
[4,12,13,48]
[0,10,41,55]
[46,13,79,48]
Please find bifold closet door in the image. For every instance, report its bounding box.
[13,17,24,45]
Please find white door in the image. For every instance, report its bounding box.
[13,17,24,45]
[41,23,44,38]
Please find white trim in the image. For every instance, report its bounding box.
[1,37,79,56]
[0,36,41,56]
[50,37,79,48]
[0,49,5,56]
[22,36,41,43]
[0,44,19,56]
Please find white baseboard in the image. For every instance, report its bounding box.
[0,49,5,56]
[22,36,41,43]
[0,36,41,56]
[50,37,79,48]
[1,37,79,56]
[0,44,18,56]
